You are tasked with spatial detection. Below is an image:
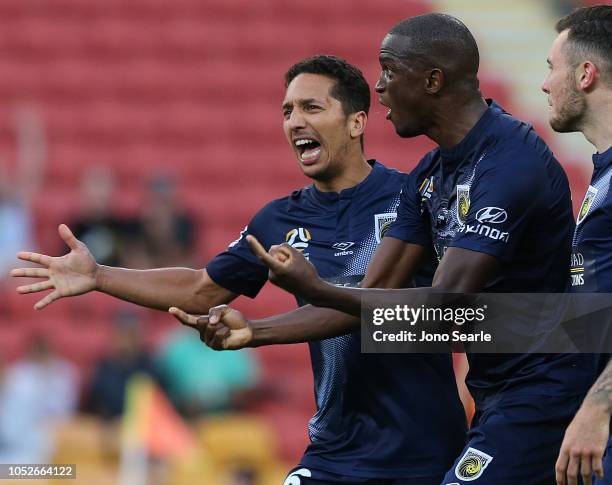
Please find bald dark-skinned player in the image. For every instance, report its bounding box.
[177,14,600,485]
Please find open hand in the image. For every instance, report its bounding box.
[10,224,99,309]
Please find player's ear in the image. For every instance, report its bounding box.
[577,60,598,92]
[425,68,444,94]
[349,111,367,139]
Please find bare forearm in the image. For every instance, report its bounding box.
[96,266,222,313]
[249,304,359,346]
[585,359,612,414]
[249,287,438,346]
[306,281,363,317]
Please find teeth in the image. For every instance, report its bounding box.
[300,147,321,162]
[295,139,315,147]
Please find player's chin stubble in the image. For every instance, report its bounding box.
[550,85,586,134]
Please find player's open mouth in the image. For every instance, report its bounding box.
[378,98,392,120]
[294,138,322,163]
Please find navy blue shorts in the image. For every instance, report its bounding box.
[282,466,442,485]
[441,393,585,485]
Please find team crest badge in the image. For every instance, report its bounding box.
[577,186,598,225]
[456,185,470,225]
[455,447,493,481]
[375,213,397,243]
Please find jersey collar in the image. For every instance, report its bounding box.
[311,160,384,203]
[438,99,502,164]
[593,145,612,175]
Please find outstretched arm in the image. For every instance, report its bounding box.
[11,224,236,314]
[555,358,611,485]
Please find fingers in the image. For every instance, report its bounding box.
[58,224,81,251]
[34,290,62,310]
[567,453,580,485]
[10,267,49,278]
[581,455,593,485]
[210,326,230,350]
[17,251,52,267]
[593,453,604,480]
[556,450,569,485]
[208,304,230,324]
[204,316,220,344]
[170,304,241,350]
[168,307,200,330]
[17,280,54,294]
[202,306,231,350]
[246,235,285,272]
[269,244,290,263]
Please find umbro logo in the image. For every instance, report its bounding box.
[332,242,355,257]
[332,242,355,251]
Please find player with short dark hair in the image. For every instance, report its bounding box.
[12,55,467,484]
[186,14,600,484]
[542,5,612,485]
[285,55,371,115]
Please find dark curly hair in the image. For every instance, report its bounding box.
[556,5,612,82]
[284,55,370,116]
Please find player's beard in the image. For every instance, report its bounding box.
[550,72,587,133]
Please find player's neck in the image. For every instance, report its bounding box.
[582,95,612,154]
[428,96,488,149]
[314,155,371,193]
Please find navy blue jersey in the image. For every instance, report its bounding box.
[207,161,466,479]
[387,101,593,401]
[570,146,612,293]
[570,147,612,375]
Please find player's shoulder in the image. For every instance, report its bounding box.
[247,195,294,226]
[484,102,556,167]
[373,160,407,178]
[370,160,410,189]
[254,183,328,220]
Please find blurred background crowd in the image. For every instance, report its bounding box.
[0,0,605,483]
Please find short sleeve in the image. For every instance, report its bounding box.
[385,169,431,247]
[450,156,540,261]
[206,206,273,298]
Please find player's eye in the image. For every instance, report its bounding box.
[305,104,321,111]
[381,67,394,81]
[283,108,292,119]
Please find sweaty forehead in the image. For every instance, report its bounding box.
[283,73,335,106]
